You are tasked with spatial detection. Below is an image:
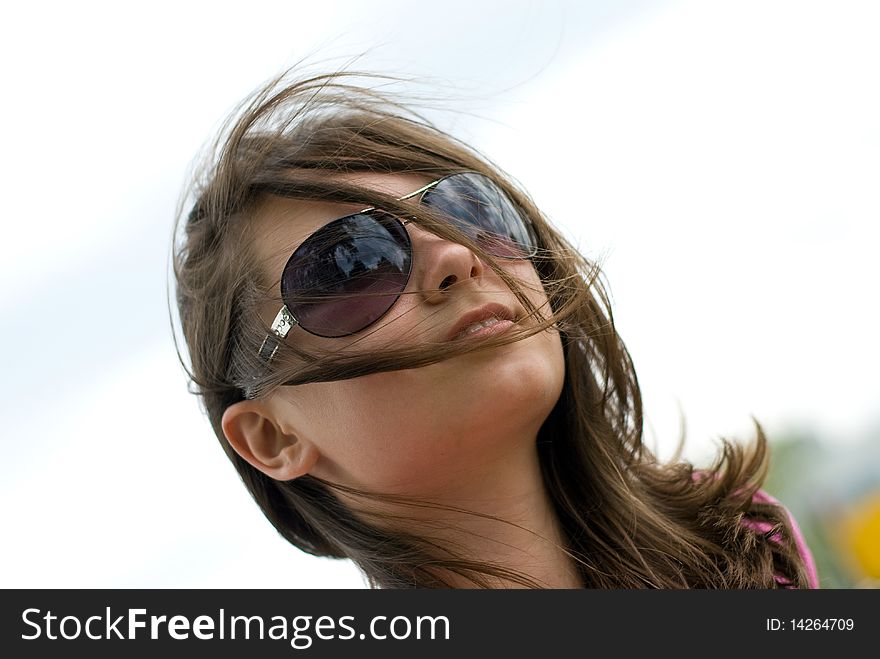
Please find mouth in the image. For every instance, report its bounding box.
[446,303,517,342]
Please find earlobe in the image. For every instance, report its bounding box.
[221,401,319,481]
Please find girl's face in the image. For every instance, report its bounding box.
[235,173,565,498]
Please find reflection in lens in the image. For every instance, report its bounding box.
[422,173,537,258]
[281,213,412,337]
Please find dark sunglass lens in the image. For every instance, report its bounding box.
[422,173,537,258]
[280,213,412,337]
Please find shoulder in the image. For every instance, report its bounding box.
[746,489,820,588]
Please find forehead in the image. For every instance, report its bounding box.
[249,172,429,286]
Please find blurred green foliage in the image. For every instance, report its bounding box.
[762,424,880,589]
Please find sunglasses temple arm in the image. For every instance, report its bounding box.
[258,306,298,363]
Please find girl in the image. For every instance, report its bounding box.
[172,70,818,588]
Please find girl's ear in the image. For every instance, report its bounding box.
[221,400,319,481]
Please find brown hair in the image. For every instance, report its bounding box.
[171,69,813,588]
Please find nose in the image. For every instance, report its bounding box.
[407,223,483,304]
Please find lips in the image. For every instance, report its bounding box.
[446,303,517,342]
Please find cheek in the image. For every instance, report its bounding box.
[292,329,565,496]
[291,375,448,491]
[504,260,553,317]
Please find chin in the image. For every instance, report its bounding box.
[502,332,564,418]
[452,329,565,439]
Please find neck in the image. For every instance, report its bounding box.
[356,442,584,589]
[437,446,583,588]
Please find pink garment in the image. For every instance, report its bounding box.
[746,489,820,588]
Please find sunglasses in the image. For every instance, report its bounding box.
[258,171,538,363]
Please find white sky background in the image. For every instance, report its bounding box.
[1,0,877,588]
